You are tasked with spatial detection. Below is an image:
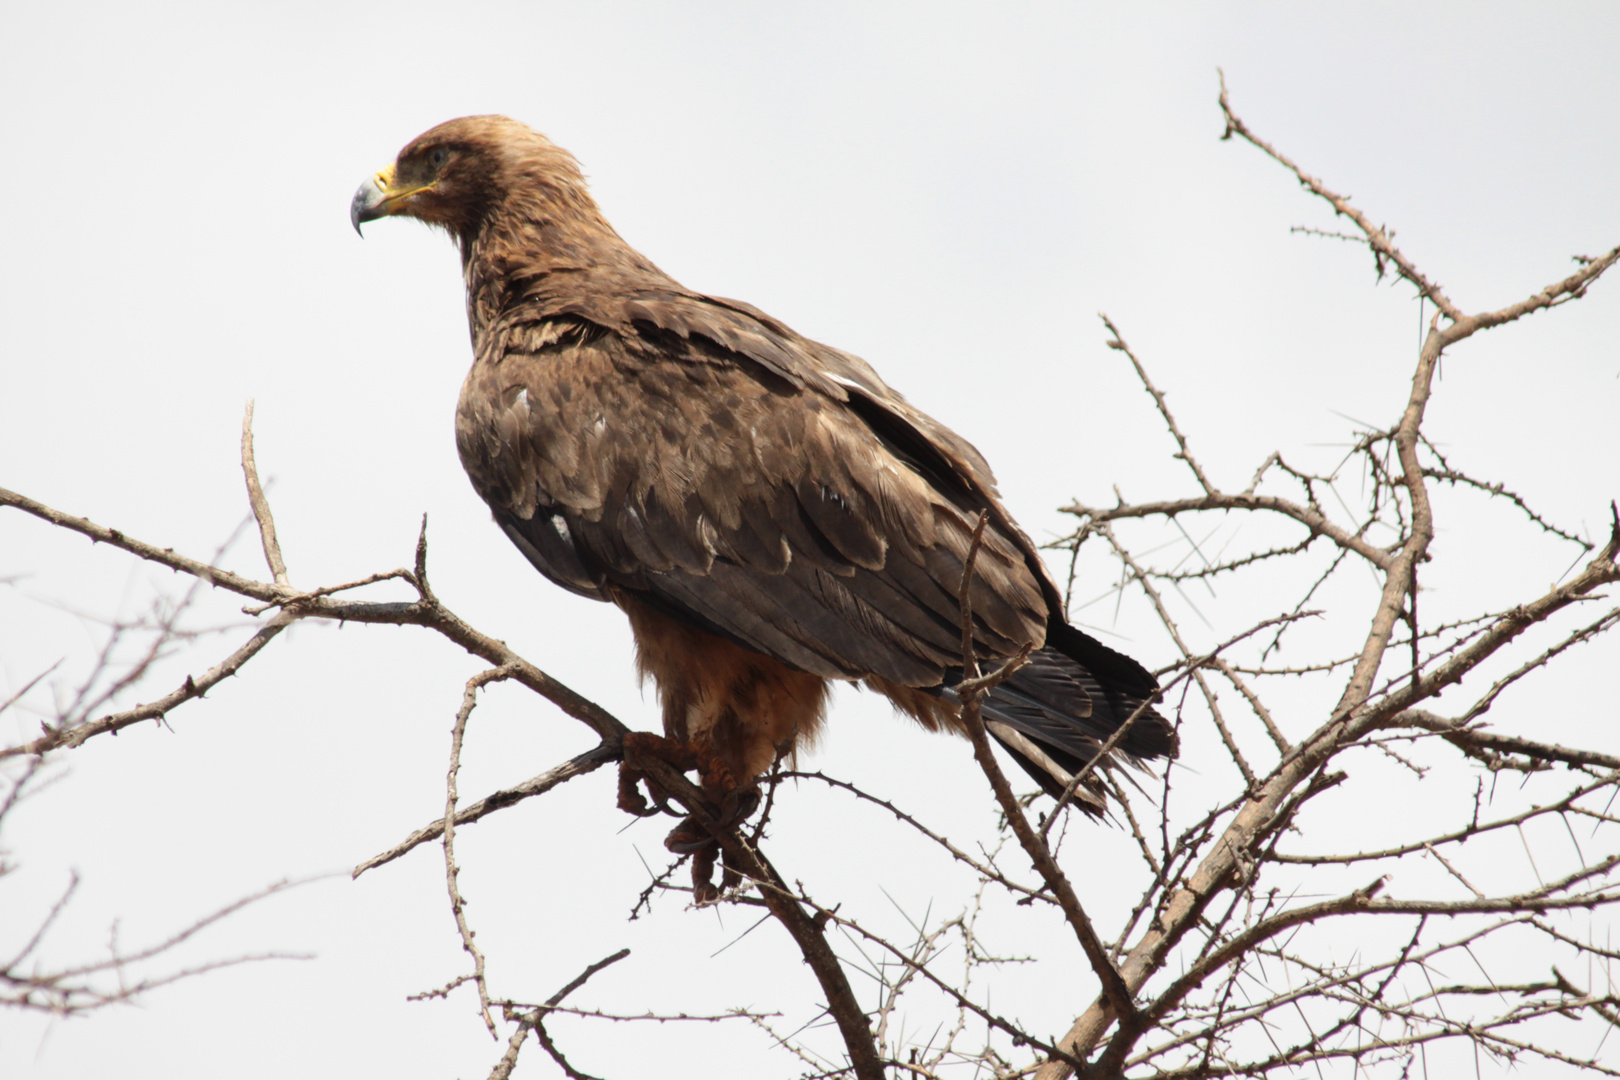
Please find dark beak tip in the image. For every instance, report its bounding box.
[350,175,386,237]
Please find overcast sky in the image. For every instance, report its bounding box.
[3,3,1617,1078]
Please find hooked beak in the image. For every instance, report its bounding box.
[350,163,435,236]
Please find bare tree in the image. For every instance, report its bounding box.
[0,566,313,1019]
[3,77,1617,1078]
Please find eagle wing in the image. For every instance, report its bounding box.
[456,288,1048,688]
[456,283,1174,780]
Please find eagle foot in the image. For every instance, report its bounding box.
[719,852,743,894]
[685,841,744,906]
[622,731,700,772]
[662,786,761,853]
[616,731,698,818]
[690,843,720,905]
[621,732,762,869]
[665,818,716,854]
[718,786,761,829]
[616,766,666,818]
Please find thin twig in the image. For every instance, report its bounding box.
[488,949,631,1080]
[240,400,290,586]
[440,665,520,1038]
[354,742,619,877]
[1102,314,1215,497]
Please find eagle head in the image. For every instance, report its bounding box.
[350,115,595,246]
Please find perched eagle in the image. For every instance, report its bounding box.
[351,115,1175,852]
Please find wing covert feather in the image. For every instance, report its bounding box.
[457,314,1051,687]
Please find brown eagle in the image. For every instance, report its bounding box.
[351,115,1175,852]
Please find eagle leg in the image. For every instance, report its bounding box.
[619,731,763,906]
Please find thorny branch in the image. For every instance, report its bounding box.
[240,400,289,588]
[955,512,1140,1036]
[440,664,521,1038]
[2,410,887,1080]
[489,948,631,1080]
[1,869,315,1015]
[353,742,619,877]
[1020,77,1620,1080]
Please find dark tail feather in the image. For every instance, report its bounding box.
[962,623,1177,814]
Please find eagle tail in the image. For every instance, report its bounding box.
[966,623,1178,815]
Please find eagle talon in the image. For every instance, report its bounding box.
[688,839,745,904]
[719,851,743,893]
[664,817,717,854]
[662,782,762,853]
[717,787,761,831]
[690,845,720,905]
[616,765,665,817]
[618,732,698,819]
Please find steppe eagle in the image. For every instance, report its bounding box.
[350,116,1175,858]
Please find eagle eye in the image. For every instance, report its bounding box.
[430,147,450,167]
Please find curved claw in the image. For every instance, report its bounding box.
[691,846,720,905]
[718,787,762,830]
[663,786,763,853]
[617,766,663,817]
[665,820,718,855]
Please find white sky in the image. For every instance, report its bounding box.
[2,3,1617,1078]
